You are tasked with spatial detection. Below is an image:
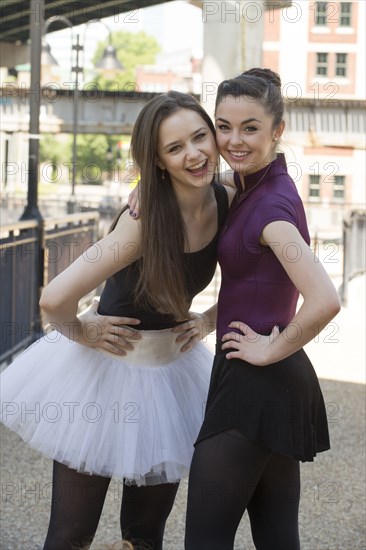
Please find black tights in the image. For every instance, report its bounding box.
[185,430,300,550]
[43,461,179,550]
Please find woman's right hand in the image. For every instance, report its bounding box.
[77,300,141,356]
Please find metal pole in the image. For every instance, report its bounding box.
[71,33,82,197]
[341,219,350,307]
[19,0,45,343]
[20,0,44,221]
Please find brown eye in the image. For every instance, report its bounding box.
[169,145,181,153]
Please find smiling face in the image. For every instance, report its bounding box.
[215,95,284,175]
[156,108,218,191]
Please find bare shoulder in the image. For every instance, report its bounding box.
[102,208,142,266]
[113,208,141,239]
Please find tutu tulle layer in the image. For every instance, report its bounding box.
[1,332,213,485]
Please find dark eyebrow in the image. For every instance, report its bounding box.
[163,126,207,151]
[216,117,261,125]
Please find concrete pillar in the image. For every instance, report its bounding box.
[200,0,265,116]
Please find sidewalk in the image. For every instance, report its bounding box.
[306,274,365,385]
[1,277,365,549]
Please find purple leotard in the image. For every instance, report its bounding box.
[196,154,330,462]
[217,153,310,338]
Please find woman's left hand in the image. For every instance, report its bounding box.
[172,312,213,353]
[221,322,280,366]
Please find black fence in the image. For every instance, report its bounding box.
[3,205,362,363]
[341,210,366,306]
[1,220,40,363]
[0,212,100,364]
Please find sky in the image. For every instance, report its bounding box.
[45,1,203,77]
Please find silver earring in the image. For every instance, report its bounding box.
[161,169,165,180]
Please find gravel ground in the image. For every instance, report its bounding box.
[1,277,365,549]
[1,380,365,550]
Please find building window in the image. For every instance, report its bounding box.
[340,2,352,26]
[316,53,328,76]
[315,2,328,25]
[309,175,321,198]
[333,175,345,199]
[335,53,348,77]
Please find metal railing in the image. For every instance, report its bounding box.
[1,220,40,363]
[341,210,366,306]
[0,211,100,364]
[4,205,362,362]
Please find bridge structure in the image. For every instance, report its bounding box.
[1,0,285,207]
[1,86,158,134]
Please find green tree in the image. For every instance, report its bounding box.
[72,134,124,185]
[91,31,160,89]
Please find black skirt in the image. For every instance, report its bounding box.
[196,344,330,462]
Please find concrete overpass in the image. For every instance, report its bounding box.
[1,87,160,135]
[0,0,291,218]
[1,1,292,72]
[0,0,173,66]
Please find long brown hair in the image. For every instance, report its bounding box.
[130,91,216,320]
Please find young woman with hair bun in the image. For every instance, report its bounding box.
[184,68,341,549]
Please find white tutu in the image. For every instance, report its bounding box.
[0,330,213,486]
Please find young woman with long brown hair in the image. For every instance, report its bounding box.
[0,91,235,549]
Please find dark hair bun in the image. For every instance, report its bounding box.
[242,68,281,88]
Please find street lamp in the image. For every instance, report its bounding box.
[41,17,123,201]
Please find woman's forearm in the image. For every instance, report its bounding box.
[264,295,341,364]
[201,303,218,335]
[40,296,84,342]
